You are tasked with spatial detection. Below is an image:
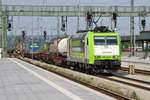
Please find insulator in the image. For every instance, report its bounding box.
[141,19,146,27]
[43,31,47,39]
[86,11,92,21]
[22,31,26,39]
[8,23,12,31]
[61,23,66,32]
[112,12,117,20]
[141,19,146,31]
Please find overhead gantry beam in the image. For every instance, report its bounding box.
[0,5,149,17]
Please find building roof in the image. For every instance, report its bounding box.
[121,31,150,42]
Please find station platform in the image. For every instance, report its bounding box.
[0,58,114,100]
[122,56,150,71]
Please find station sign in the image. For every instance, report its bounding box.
[29,43,39,53]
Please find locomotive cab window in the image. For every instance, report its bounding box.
[106,37,117,45]
[94,36,117,45]
[94,37,105,45]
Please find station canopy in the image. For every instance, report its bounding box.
[121,31,150,42]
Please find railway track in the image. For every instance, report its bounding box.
[98,75,150,91]
[19,57,131,100]
[53,71,131,100]
[18,56,150,99]
[43,64,149,99]
[114,75,150,85]
[120,67,150,75]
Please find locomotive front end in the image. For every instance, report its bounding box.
[87,28,121,71]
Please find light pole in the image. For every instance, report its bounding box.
[130,0,135,56]
[57,16,60,36]
[77,0,80,32]
[0,0,2,56]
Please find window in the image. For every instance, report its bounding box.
[106,37,117,45]
[94,36,117,45]
[94,37,105,45]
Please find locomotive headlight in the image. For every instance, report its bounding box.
[115,56,118,59]
[113,56,115,59]
[95,56,101,59]
[113,56,118,59]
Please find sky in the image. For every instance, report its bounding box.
[3,0,150,36]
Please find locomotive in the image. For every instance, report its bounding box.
[24,26,121,73]
[67,26,121,73]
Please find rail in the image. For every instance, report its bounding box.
[18,57,132,100]
[121,67,150,75]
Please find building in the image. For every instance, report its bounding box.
[121,31,150,52]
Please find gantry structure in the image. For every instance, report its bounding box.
[0,1,150,57]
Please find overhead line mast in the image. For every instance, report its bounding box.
[0,0,2,51]
[130,0,135,56]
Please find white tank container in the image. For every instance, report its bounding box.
[58,38,68,54]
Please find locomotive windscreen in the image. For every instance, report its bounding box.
[94,37,105,45]
[94,36,117,45]
[106,37,117,45]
